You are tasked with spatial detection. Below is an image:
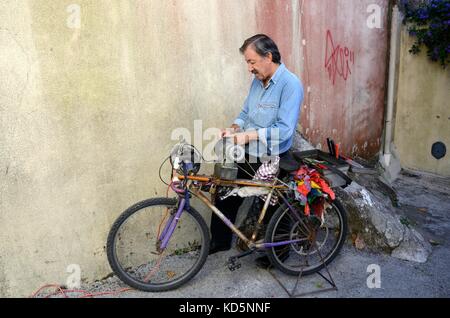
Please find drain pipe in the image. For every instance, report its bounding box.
[382,5,401,167]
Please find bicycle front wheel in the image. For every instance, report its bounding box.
[107,197,210,292]
[265,198,347,276]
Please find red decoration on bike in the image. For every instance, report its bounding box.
[293,165,335,216]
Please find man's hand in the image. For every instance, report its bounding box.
[221,124,241,137]
[229,131,258,145]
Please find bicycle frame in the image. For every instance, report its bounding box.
[158,170,311,252]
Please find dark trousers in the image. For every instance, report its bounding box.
[210,152,288,247]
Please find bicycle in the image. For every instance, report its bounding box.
[106,141,348,292]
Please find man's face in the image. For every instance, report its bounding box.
[243,46,272,82]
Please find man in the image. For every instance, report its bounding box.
[210,34,304,256]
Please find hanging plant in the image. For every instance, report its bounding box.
[400,0,450,68]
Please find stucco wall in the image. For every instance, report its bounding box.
[0,0,264,297]
[0,0,390,297]
[393,27,450,176]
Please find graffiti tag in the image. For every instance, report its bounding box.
[325,30,355,85]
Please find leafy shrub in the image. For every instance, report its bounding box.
[400,0,450,68]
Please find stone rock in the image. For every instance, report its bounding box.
[391,227,432,263]
[337,181,432,263]
[384,217,405,248]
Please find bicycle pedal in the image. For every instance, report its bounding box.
[228,263,241,271]
[227,257,242,272]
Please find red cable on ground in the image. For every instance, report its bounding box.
[30,284,133,298]
[29,284,66,298]
[78,287,133,298]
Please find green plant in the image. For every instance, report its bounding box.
[400,0,450,68]
[172,240,200,256]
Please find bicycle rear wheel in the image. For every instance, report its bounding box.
[107,197,210,292]
[265,198,347,276]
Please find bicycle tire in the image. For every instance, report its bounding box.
[265,198,348,276]
[107,197,210,292]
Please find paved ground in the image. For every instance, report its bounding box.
[50,169,450,298]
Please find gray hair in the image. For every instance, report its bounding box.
[239,34,281,64]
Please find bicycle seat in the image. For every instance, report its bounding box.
[279,151,300,172]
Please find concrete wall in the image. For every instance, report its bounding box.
[299,0,390,158]
[0,0,263,297]
[0,0,389,296]
[393,27,450,176]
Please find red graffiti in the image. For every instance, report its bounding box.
[325,30,355,85]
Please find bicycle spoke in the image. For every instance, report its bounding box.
[266,200,346,275]
[108,199,209,291]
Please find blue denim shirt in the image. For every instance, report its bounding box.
[234,63,304,157]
